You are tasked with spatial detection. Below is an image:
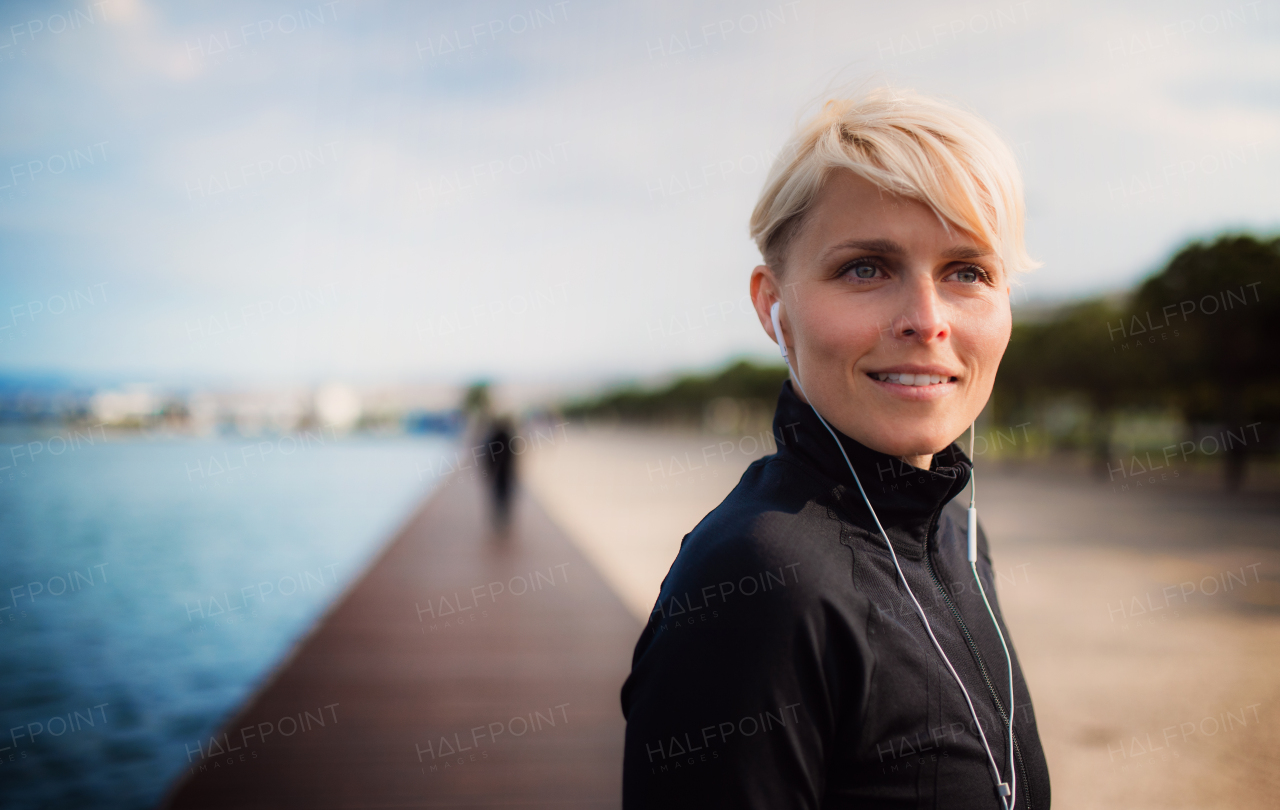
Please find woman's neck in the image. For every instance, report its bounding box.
[900,454,933,470]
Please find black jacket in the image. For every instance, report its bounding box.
[621,382,1050,809]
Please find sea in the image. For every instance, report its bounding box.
[0,424,453,808]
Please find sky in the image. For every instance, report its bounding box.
[0,0,1276,387]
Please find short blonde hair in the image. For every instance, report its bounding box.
[749,88,1037,277]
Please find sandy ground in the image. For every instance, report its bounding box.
[523,423,1280,809]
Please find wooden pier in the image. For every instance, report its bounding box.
[164,473,641,808]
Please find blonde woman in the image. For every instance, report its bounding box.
[622,90,1050,809]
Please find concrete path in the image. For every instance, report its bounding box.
[163,472,640,809]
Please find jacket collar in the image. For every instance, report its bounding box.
[772,380,972,560]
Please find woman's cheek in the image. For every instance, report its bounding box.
[957,300,1011,369]
[825,307,882,358]
[802,307,875,367]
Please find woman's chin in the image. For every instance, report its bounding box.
[853,427,958,461]
[813,389,971,460]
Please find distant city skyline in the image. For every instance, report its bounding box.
[1,0,1276,386]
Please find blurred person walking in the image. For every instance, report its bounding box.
[482,417,517,531]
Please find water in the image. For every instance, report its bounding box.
[0,426,453,808]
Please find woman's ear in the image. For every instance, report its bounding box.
[750,264,782,343]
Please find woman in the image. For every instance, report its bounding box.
[621,89,1051,808]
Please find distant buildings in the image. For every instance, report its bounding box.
[90,386,162,426]
[0,378,585,439]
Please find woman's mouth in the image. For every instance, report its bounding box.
[868,372,957,387]
[865,369,960,400]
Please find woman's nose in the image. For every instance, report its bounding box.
[889,280,949,343]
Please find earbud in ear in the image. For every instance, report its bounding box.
[770,301,789,367]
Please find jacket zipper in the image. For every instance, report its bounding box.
[921,512,1033,809]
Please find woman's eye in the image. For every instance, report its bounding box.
[951,266,986,284]
[849,262,880,279]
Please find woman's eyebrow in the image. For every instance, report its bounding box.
[819,238,993,262]
[819,238,904,262]
[942,245,994,261]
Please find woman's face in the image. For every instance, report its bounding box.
[750,170,1012,467]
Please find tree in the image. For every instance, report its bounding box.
[564,360,788,425]
[994,298,1158,472]
[1128,234,1280,488]
[462,381,492,416]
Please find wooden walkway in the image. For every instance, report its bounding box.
[163,473,641,809]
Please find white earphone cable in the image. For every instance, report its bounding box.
[967,421,1017,809]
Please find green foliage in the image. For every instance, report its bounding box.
[997,234,1280,416]
[462,381,491,415]
[993,233,1280,484]
[995,299,1150,413]
[564,359,789,424]
[1128,234,1280,422]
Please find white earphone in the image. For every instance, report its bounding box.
[770,301,1017,808]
